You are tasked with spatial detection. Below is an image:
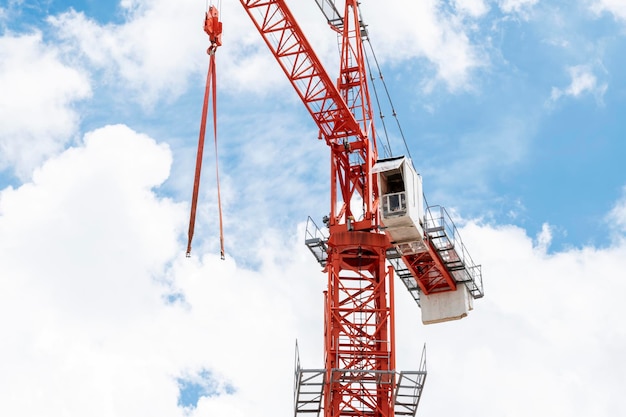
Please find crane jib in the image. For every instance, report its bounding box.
[242,0,365,144]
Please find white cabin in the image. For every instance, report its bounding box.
[373,156,425,252]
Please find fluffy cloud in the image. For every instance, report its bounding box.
[0,32,91,179]
[45,0,487,99]
[499,0,539,15]
[226,0,488,93]
[0,123,322,417]
[550,65,607,102]
[0,124,181,416]
[591,0,626,21]
[607,186,626,237]
[0,125,179,321]
[364,0,485,92]
[1,121,625,416]
[48,1,209,106]
[454,0,491,18]
[405,218,626,416]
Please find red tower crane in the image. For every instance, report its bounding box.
[192,2,484,417]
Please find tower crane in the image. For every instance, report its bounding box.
[191,2,484,417]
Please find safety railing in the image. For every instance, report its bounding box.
[424,206,484,299]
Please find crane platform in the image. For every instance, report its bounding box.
[423,205,484,299]
[305,216,329,267]
[305,205,483,300]
[293,343,427,417]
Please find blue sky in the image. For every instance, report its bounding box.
[4,0,625,250]
[1,1,626,416]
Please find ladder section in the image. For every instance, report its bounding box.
[313,0,369,38]
[294,341,325,416]
[294,369,326,416]
[305,216,329,267]
[314,0,343,31]
[394,346,427,416]
[424,206,484,299]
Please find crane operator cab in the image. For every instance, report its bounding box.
[373,156,426,254]
[374,156,483,325]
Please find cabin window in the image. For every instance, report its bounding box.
[382,192,407,217]
[381,171,407,217]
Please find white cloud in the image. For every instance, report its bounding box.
[0,32,91,179]
[43,0,329,105]
[41,0,328,107]
[407,219,626,416]
[455,0,491,18]
[1,120,626,416]
[591,0,626,21]
[607,186,626,237]
[0,125,179,320]
[365,0,486,92]
[0,124,182,416]
[228,0,486,95]
[550,65,607,102]
[48,2,209,107]
[499,0,539,15]
[534,222,553,252]
[41,0,487,102]
[0,123,323,417]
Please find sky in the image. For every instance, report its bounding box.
[1,0,626,416]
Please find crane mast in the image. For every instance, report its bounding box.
[238,1,483,417]
[241,2,392,416]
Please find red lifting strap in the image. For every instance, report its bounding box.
[187,7,225,259]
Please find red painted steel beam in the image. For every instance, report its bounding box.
[402,240,458,295]
[240,0,379,232]
[240,0,362,143]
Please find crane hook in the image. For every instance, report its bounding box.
[204,5,222,55]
